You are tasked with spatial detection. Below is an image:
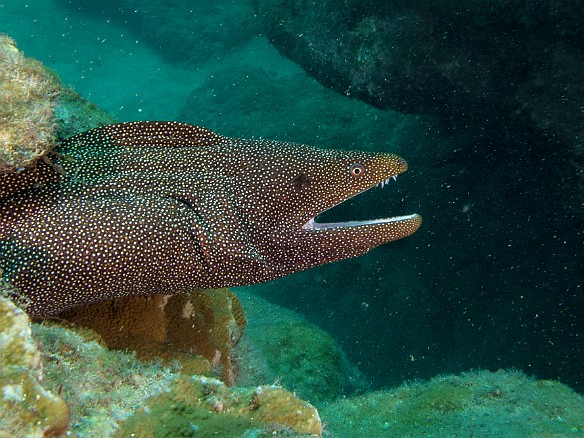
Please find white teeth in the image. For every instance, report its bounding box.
[303,173,407,231]
[379,176,396,188]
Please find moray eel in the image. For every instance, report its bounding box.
[0,122,421,317]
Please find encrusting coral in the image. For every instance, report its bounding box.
[165,288,247,385]
[0,34,61,173]
[59,288,247,384]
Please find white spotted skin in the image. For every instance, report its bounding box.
[0,122,421,317]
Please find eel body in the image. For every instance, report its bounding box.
[0,122,421,317]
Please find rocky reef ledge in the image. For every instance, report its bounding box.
[0,294,323,437]
[3,291,584,437]
[255,0,583,191]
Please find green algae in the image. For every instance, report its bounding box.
[119,403,254,438]
[32,322,176,437]
[321,369,584,437]
[252,322,360,404]
[29,317,322,437]
[116,374,323,437]
[115,376,257,438]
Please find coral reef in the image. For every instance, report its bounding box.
[321,369,584,436]
[0,34,60,172]
[165,289,247,385]
[56,288,367,407]
[30,313,322,437]
[13,306,582,438]
[0,294,69,437]
[1,284,337,436]
[32,321,176,437]
[59,289,246,384]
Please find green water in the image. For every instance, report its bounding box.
[1,2,582,433]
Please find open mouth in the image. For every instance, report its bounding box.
[302,214,420,231]
[301,175,418,231]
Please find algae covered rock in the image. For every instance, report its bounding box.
[54,87,116,139]
[255,0,584,122]
[32,321,178,437]
[116,375,322,437]
[236,291,368,404]
[0,294,69,437]
[0,34,60,172]
[31,319,322,437]
[0,33,114,199]
[321,369,584,436]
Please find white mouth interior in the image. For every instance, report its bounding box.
[302,214,418,231]
[301,175,412,231]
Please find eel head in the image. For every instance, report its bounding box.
[228,138,423,279]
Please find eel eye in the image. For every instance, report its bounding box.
[349,163,365,177]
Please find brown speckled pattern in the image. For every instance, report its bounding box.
[0,122,421,317]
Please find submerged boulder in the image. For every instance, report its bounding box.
[322,369,584,436]
[255,0,584,190]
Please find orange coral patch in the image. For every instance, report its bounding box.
[58,288,246,384]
